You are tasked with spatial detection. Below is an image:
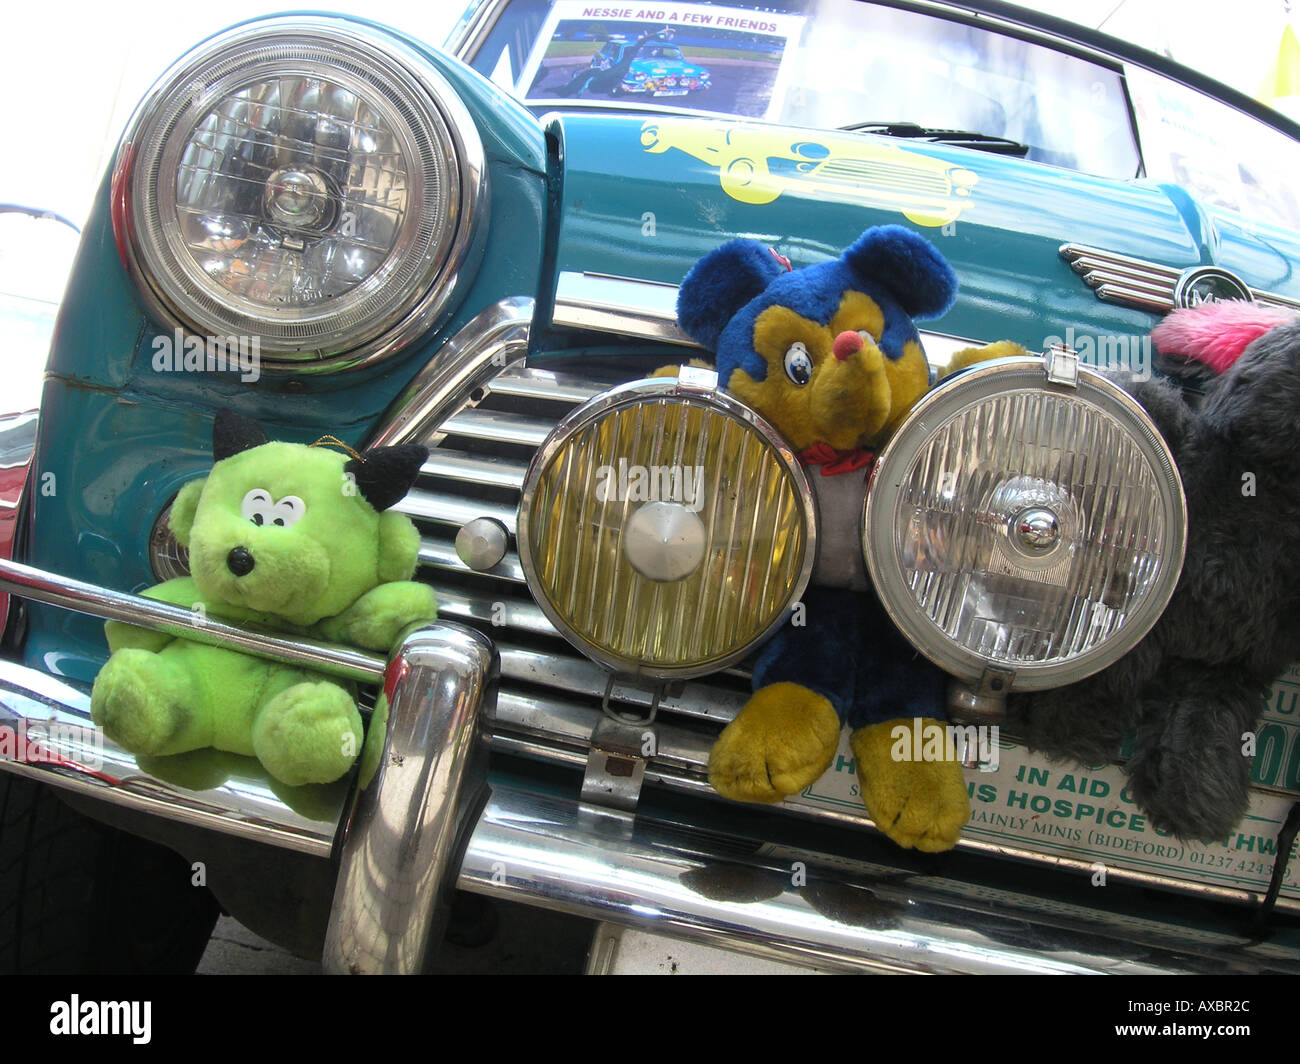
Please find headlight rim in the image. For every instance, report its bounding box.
[863,353,1188,692]
[112,15,487,376]
[517,372,819,683]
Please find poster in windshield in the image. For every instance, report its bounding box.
[520,1,805,118]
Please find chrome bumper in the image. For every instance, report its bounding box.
[0,559,1295,975]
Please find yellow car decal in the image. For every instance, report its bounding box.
[640,118,978,226]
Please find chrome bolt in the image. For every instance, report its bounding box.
[456,518,509,572]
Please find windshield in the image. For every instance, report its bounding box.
[468,0,1141,179]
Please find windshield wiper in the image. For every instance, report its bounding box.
[843,121,1030,157]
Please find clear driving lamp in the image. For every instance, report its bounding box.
[517,369,816,683]
[864,347,1186,722]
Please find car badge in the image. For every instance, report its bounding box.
[1172,266,1254,308]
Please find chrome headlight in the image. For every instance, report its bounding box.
[113,17,485,372]
[518,370,816,682]
[148,499,191,582]
[864,349,1186,713]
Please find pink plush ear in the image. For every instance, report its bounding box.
[1150,300,1296,373]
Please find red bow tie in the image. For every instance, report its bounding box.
[799,442,876,476]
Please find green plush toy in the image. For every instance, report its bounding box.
[90,409,437,788]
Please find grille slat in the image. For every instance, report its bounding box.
[422,450,529,489]
[420,537,526,582]
[484,371,606,404]
[441,408,554,447]
[397,489,517,533]
[437,585,557,638]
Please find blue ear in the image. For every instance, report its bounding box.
[842,225,957,320]
[677,239,786,351]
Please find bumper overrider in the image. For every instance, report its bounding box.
[0,557,1295,974]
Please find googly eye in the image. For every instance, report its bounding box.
[271,495,306,528]
[784,342,813,386]
[857,329,875,344]
[240,488,273,527]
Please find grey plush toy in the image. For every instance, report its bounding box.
[1008,300,1300,842]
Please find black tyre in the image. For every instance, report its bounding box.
[0,773,220,973]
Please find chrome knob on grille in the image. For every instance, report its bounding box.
[456,518,509,572]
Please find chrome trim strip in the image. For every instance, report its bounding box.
[0,660,339,856]
[552,271,985,371]
[553,271,692,345]
[457,787,1284,974]
[445,0,504,60]
[1065,249,1182,281]
[1061,242,1300,314]
[1253,290,1300,312]
[367,297,532,447]
[323,623,497,974]
[488,720,1300,915]
[1096,285,1174,312]
[0,559,385,684]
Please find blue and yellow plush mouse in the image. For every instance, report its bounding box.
[677,225,1012,851]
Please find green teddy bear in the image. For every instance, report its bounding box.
[90,408,438,788]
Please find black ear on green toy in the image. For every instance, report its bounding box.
[344,446,430,512]
[213,408,269,460]
[677,239,788,350]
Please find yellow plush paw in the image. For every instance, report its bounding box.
[850,720,970,852]
[939,340,1028,378]
[709,683,841,803]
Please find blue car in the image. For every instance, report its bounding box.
[0,0,1298,978]
[593,38,711,97]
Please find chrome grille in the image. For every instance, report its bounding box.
[386,353,1299,913]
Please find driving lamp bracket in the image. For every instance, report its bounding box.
[1044,343,1080,386]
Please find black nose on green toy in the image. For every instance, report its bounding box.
[227,547,255,576]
